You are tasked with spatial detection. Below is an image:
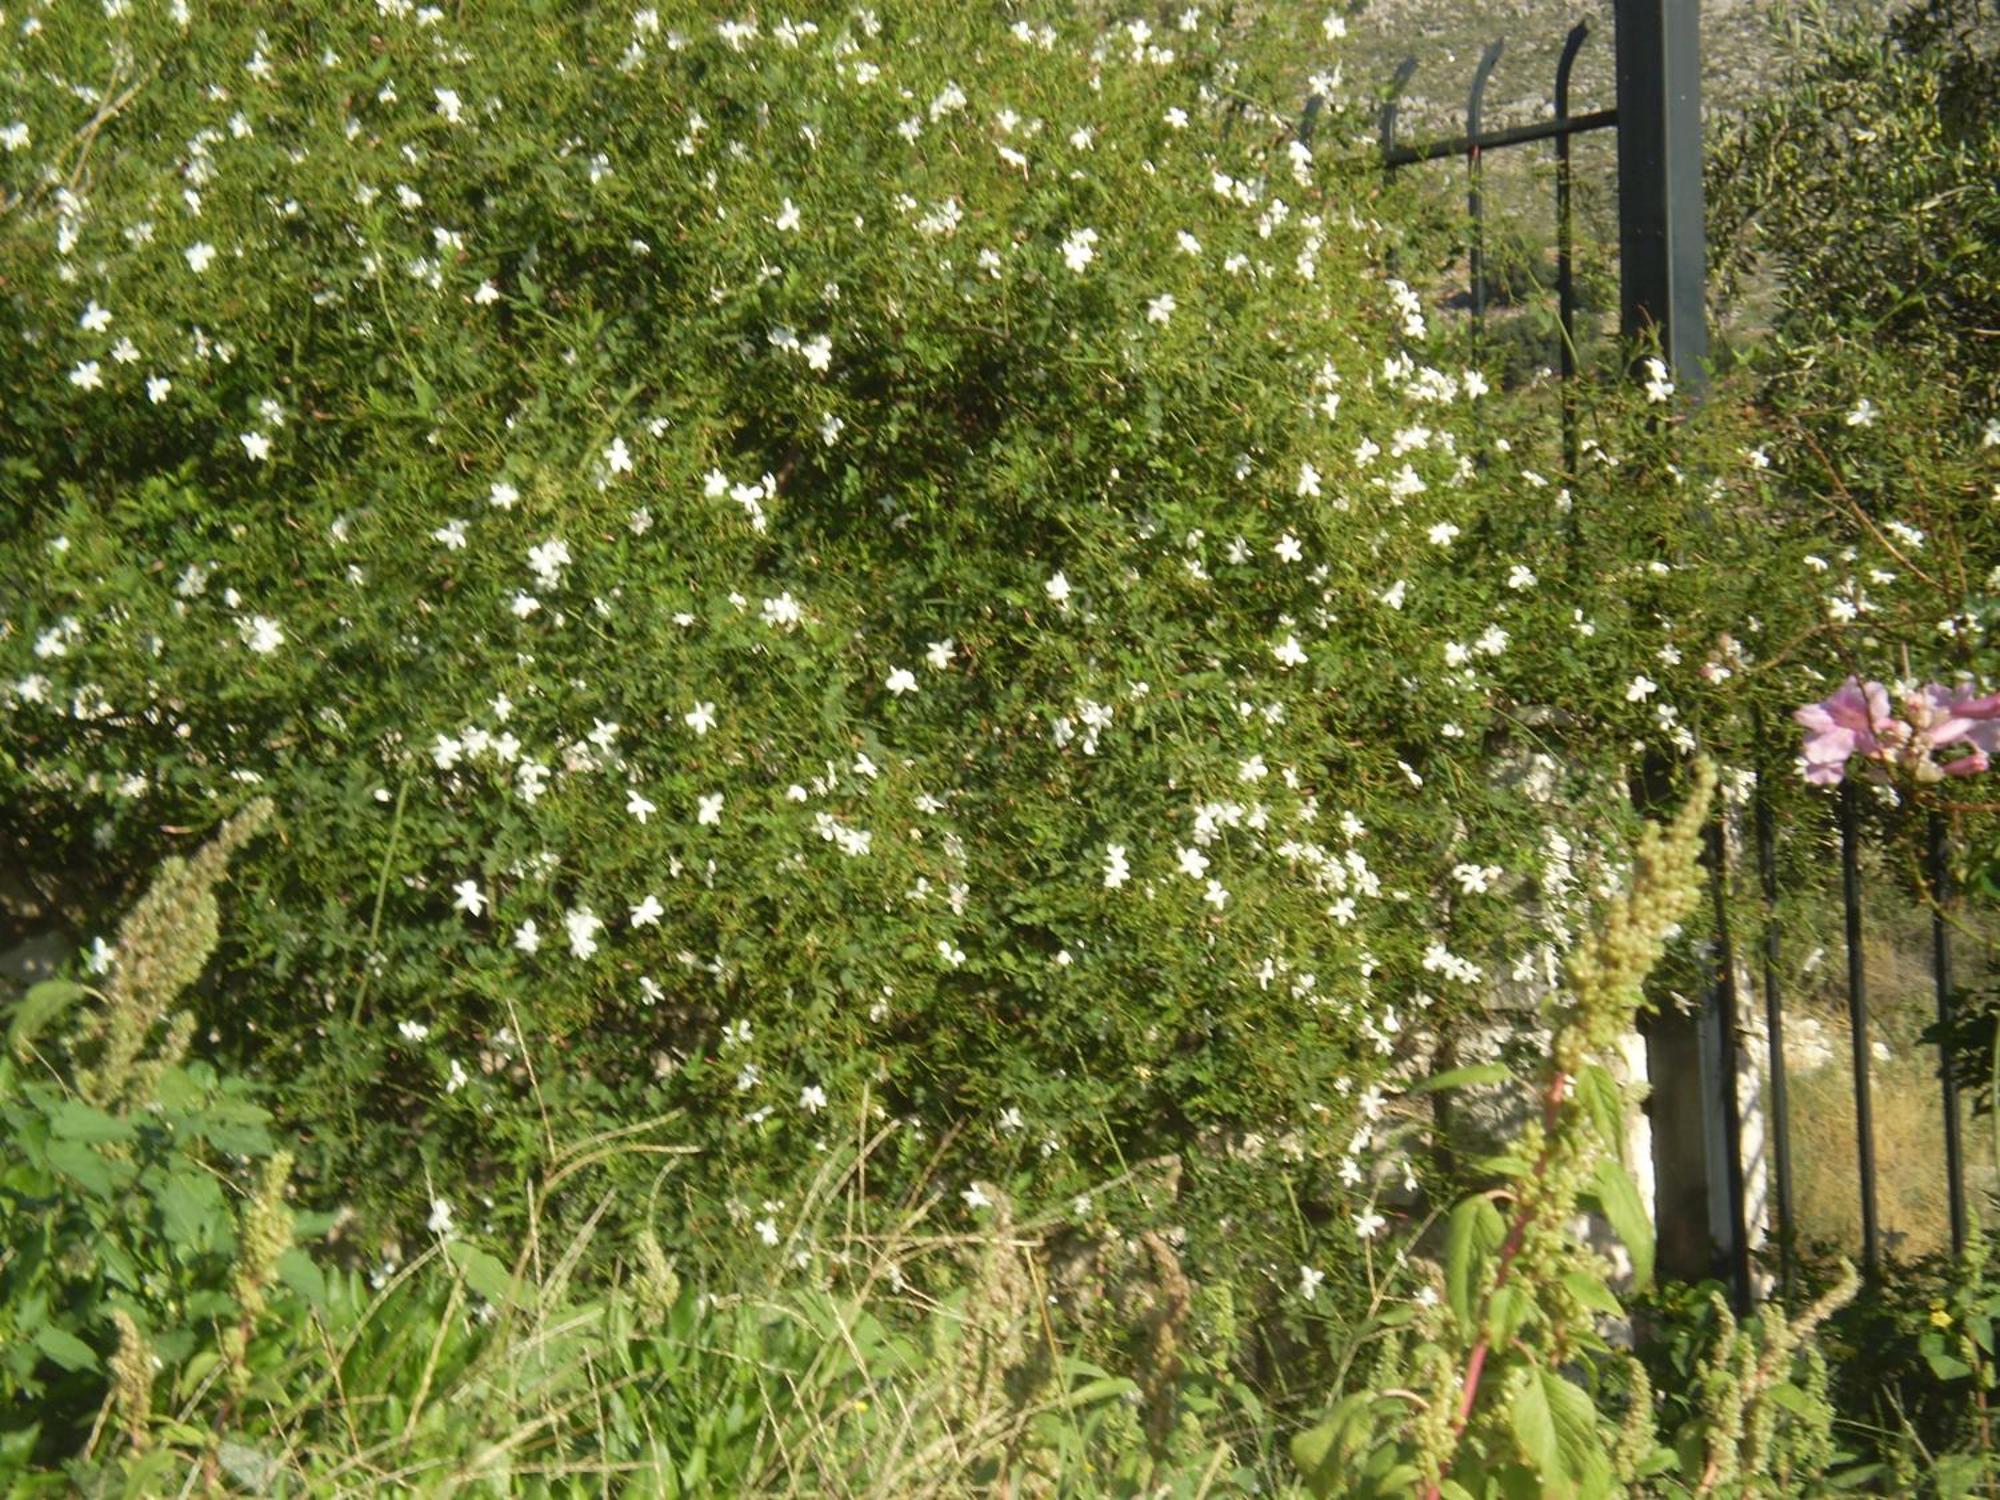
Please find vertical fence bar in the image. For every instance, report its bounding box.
[1298,93,1324,150]
[1705,816,1753,1311]
[1930,810,1969,1257]
[1613,0,1708,393]
[1379,56,1418,169]
[1754,771,1796,1299]
[1839,781,1881,1273]
[1466,42,1503,337]
[1554,22,1588,474]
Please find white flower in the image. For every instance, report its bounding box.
[488,479,520,509]
[696,792,724,826]
[1353,1206,1387,1240]
[452,879,487,916]
[432,518,469,550]
[1507,564,1537,590]
[1145,292,1175,325]
[1380,579,1407,609]
[0,122,28,152]
[1060,227,1098,273]
[885,666,919,696]
[626,788,657,823]
[1299,1264,1326,1300]
[427,1197,456,1236]
[1627,675,1658,702]
[1274,533,1303,563]
[1846,397,1877,428]
[1296,461,1322,497]
[398,1019,430,1042]
[1428,521,1460,547]
[474,280,501,305]
[513,919,541,954]
[564,905,604,960]
[434,87,463,123]
[1271,635,1307,668]
[185,241,217,273]
[1044,570,1072,605]
[604,436,634,475]
[241,431,272,462]
[799,1083,827,1112]
[1175,845,1210,880]
[925,639,955,670]
[526,537,570,588]
[1642,357,1674,403]
[773,197,801,232]
[961,1183,992,1211]
[68,361,103,391]
[1322,10,1347,40]
[629,893,665,927]
[1203,879,1229,909]
[754,1217,780,1246]
[684,701,717,735]
[238,615,284,654]
[801,334,832,371]
[1103,843,1131,889]
[79,300,113,333]
[146,375,172,403]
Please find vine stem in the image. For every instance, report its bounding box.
[1425,1067,1574,1500]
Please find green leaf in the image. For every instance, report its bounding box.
[1587,1158,1654,1290]
[9,980,88,1056]
[1559,1271,1625,1319]
[1487,1284,1536,1348]
[1404,1062,1514,1096]
[277,1248,327,1308]
[1446,1196,1506,1331]
[449,1241,521,1308]
[34,1325,98,1373]
[1574,1064,1627,1161]
[50,1099,136,1144]
[1512,1365,1560,1478]
[46,1138,115,1197]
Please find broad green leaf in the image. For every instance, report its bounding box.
[1511,1366,1560,1478]
[1445,1196,1506,1331]
[34,1325,98,1373]
[50,1098,135,1144]
[277,1248,327,1308]
[1574,1064,1626,1161]
[1559,1271,1625,1318]
[9,980,88,1056]
[1404,1062,1513,1096]
[46,1138,115,1197]
[1487,1284,1536,1348]
[1588,1158,1654,1290]
[449,1241,522,1308]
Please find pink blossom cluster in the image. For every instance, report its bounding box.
[1796,677,2000,785]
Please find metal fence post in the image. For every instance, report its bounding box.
[1839,781,1882,1274]
[1466,41,1503,339]
[1930,811,1969,1257]
[1613,0,1707,392]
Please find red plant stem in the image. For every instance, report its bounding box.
[1422,1069,1572,1500]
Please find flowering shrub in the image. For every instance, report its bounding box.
[0,0,1684,1270]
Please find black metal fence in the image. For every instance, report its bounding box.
[1361,3,1977,1309]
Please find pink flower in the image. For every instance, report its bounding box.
[1796,678,2000,784]
[1794,677,1892,785]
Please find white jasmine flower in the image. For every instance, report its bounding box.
[684,701,717,735]
[696,792,724,826]
[452,879,487,916]
[629,893,665,928]
[185,241,217,273]
[885,666,919,696]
